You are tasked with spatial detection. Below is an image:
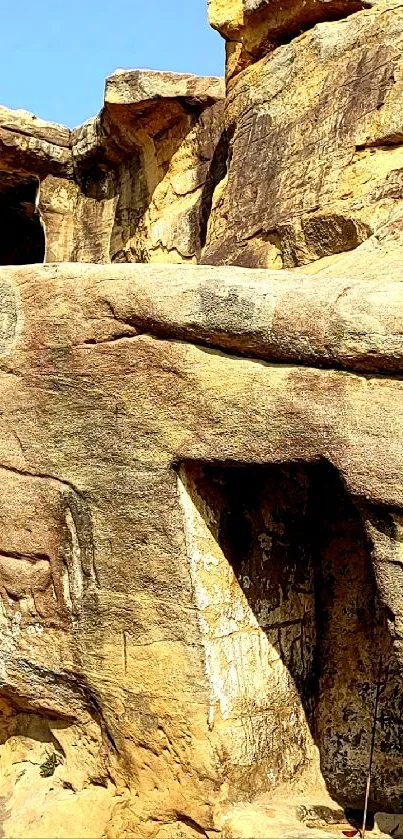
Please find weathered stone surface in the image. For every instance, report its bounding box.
[99,72,225,264]
[3,0,403,832]
[105,68,224,107]
[0,701,117,839]
[374,812,403,836]
[0,108,76,265]
[208,0,378,79]
[0,106,72,177]
[203,2,403,272]
[46,262,402,373]
[1,263,403,836]
[0,71,224,266]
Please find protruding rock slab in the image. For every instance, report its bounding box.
[105,68,224,107]
[0,105,70,148]
[23,262,403,373]
[0,105,72,177]
[97,70,226,264]
[208,0,375,38]
[0,70,224,266]
[208,0,377,78]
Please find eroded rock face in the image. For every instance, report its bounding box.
[0,264,403,836]
[2,0,403,833]
[208,0,376,79]
[203,2,403,272]
[98,70,225,263]
[0,71,224,266]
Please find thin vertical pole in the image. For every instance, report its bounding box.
[361,656,383,839]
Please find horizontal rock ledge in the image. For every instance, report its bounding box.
[104,69,225,108]
[1,262,403,373]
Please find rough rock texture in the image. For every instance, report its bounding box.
[3,0,403,834]
[0,71,224,266]
[99,70,225,263]
[208,0,379,79]
[297,213,403,279]
[203,1,403,272]
[1,263,403,837]
[73,261,403,372]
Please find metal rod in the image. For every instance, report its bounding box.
[361,655,383,839]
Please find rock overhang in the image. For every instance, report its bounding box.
[1,261,403,506]
[0,70,225,267]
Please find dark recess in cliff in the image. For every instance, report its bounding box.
[0,174,45,265]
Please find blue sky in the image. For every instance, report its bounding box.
[1,0,224,128]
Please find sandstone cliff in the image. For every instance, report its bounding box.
[203,0,403,276]
[0,71,224,265]
[0,263,403,838]
[1,0,403,837]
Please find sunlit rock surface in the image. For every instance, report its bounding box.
[1,0,403,835]
[0,263,402,836]
[0,71,224,266]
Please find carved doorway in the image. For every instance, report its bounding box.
[179,461,402,812]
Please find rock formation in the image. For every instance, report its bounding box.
[0,263,402,838]
[1,2,403,839]
[208,0,377,79]
[0,71,224,265]
[203,0,403,275]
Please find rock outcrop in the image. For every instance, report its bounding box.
[0,263,403,837]
[2,0,403,836]
[203,1,403,275]
[0,71,224,265]
[208,0,376,79]
[73,70,224,264]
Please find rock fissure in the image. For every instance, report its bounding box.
[0,462,87,501]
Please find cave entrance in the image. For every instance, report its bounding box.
[0,173,45,265]
[178,461,403,812]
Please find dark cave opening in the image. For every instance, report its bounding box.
[180,460,403,812]
[0,174,45,266]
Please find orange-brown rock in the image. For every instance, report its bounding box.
[0,263,403,837]
[0,71,224,266]
[203,2,403,273]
